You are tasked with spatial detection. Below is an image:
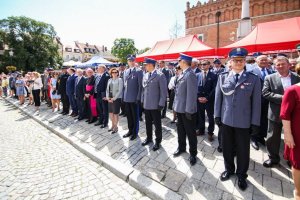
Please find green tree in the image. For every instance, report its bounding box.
[0,16,62,72]
[138,47,151,55]
[111,38,138,63]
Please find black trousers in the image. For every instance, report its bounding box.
[76,97,86,119]
[120,100,126,114]
[176,113,197,156]
[32,89,41,107]
[61,92,70,113]
[266,120,283,163]
[252,99,269,142]
[144,109,162,144]
[217,125,223,148]
[125,102,139,136]
[41,89,47,101]
[197,102,215,134]
[222,124,250,179]
[168,90,175,110]
[161,101,167,117]
[96,97,108,125]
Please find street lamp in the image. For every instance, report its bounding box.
[215,11,221,55]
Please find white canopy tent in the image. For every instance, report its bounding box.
[76,56,113,68]
[63,60,82,67]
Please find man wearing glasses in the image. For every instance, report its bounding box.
[214,47,261,191]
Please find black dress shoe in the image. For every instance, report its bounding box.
[100,124,107,128]
[217,146,223,153]
[85,119,90,122]
[123,132,132,138]
[142,139,153,146]
[251,140,259,150]
[60,111,65,115]
[220,171,234,181]
[63,112,69,115]
[189,156,197,166]
[77,117,84,121]
[152,143,160,151]
[263,159,278,168]
[173,149,186,157]
[94,122,102,126]
[161,115,166,119]
[258,138,266,146]
[130,135,137,140]
[88,119,97,124]
[238,178,248,191]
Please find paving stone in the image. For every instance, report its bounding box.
[162,168,186,191]
[263,175,283,195]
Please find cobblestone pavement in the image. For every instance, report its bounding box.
[4,97,296,200]
[0,99,149,200]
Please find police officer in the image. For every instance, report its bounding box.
[214,47,261,191]
[123,55,143,140]
[141,58,167,151]
[58,66,70,115]
[158,60,170,119]
[196,60,217,142]
[173,53,198,166]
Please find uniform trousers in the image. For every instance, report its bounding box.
[61,92,70,113]
[222,124,250,179]
[266,120,283,163]
[125,102,139,136]
[176,113,197,156]
[144,109,162,144]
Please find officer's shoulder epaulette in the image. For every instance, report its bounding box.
[248,71,258,76]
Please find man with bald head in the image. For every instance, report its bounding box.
[250,55,275,150]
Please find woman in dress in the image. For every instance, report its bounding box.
[15,74,25,105]
[50,72,61,112]
[280,83,300,200]
[84,68,97,123]
[32,72,43,112]
[106,68,123,133]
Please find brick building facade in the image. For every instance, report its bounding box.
[185,0,300,48]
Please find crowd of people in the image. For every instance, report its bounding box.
[1,47,300,198]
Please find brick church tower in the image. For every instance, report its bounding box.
[185,0,300,48]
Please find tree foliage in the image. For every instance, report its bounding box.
[111,38,138,63]
[138,47,151,55]
[0,16,62,72]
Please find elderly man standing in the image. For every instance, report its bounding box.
[75,69,86,121]
[262,56,300,168]
[215,48,261,191]
[250,55,275,150]
[141,58,167,151]
[173,53,198,166]
[123,55,143,140]
[66,68,78,117]
[94,64,110,128]
[58,66,70,115]
[191,58,201,74]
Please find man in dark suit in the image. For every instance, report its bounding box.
[250,55,275,150]
[196,60,217,142]
[66,68,78,117]
[75,68,86,120]
[262,56,300,168]
[158,60,170,119]
[173,53,198,166]
[141,58,167,151]
[94,64,110,128]
[191,58,201,74]
[58,66,70,115]
[118,63,126,116]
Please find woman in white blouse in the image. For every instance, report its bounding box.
[32,72,43,112]
[106,68,123,134]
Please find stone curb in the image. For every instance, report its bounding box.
[4,98,182,200]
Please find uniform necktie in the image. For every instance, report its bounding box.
[262,68,267,80]
[129,69,132,75]
[149,72,152,79]
[235,73,240,84]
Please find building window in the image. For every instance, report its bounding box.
[198,34,204,42]
[65,48,72,52]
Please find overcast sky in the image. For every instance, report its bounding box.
[0,0,206,50]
